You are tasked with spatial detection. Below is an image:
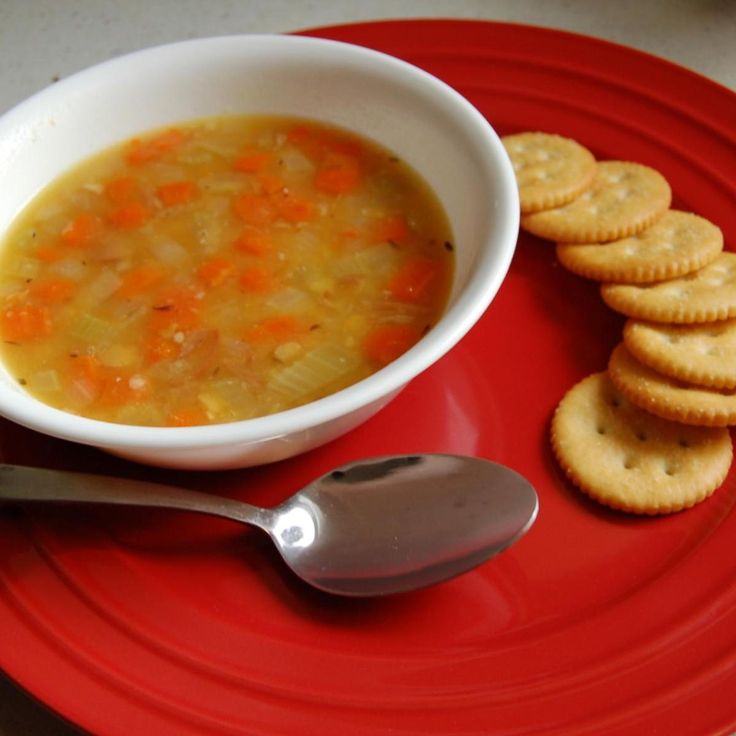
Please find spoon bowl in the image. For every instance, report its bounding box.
[0,454,537,596]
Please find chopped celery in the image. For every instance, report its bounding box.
[113,403,165,426]
[6,257,40,280]
[99,344,139,368]
[333,243,401,278]
[27,369,61,393]
[198,379,256,421]
[201,173,245,193]
[195,140,240,158]
[268,344,360,400]
[71,314,117,344]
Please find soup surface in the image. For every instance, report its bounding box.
[0,116,453,426]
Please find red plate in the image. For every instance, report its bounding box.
[1,20,735,736]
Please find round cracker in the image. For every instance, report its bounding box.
[556,210,723,283]
[501,132,597,214]
[608,342,736,427]
[551,371,732,514]
[521,161,671,243]
[601,252,736,323]
[624,318,736,390]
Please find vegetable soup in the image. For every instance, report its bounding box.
[0,116,453,426]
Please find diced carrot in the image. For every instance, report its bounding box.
[372,214,410,244]
[321,134,363,158]
[165,407,209,427]
[35,245,67,263]
[98,371,148,406]
[116,264,164,299]
[105,176,138,204]
[239,266,274,293]
[332,227,360,252]
[232,193,277,225]
[156,180,197,207]
[149,288,201,331]
[275,193,314,223]
[124,139,150,166]
[233,229,272,256]
[125,128,185,166]
[30,277,75,304]
[287,124,363,159]
[0,302,52,342]
[61,213,101,246]
[68,356,148,406]
[363,324,422,366]
[153,128,186,151]
[315,153,362,195]
[244,314,301,343]
[286,124,311,145]
[144,335,179,364]
[73,354,102,384]
[68,354,104,401]
[109,201,150,229]
[257,173,285,195]
[387,258,441,303]
[197,257,235,288]
[233,152,272,173]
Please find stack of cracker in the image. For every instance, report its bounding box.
[503,132,734,515]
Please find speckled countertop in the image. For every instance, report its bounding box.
[0,1,734,734]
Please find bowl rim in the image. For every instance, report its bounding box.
[0,33,519,451]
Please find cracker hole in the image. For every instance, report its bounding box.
[664,464,677,476]
[678,439,691,448]
[623,456,636,470]
[635,430,648,441]
[597,425,607,435]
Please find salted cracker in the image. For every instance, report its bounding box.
[624,318,736,390]
[521,161,671,243]
[556,210,723,283]
[601,252,736,323]
[608,342,736,427]
[551,371,732,514]
[501,132,597,214]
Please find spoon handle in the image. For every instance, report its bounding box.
[0,464,274,532]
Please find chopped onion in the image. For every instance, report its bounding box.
[49,258,87,281]
[148,238,188,265]
[266,287,311,311]
[81,268,124,303]
[280,147,315,174]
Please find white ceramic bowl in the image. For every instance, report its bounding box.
[0,34,519,470]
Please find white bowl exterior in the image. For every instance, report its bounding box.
[0,35,518,469]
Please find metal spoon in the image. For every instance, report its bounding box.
[0,454,537,596]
